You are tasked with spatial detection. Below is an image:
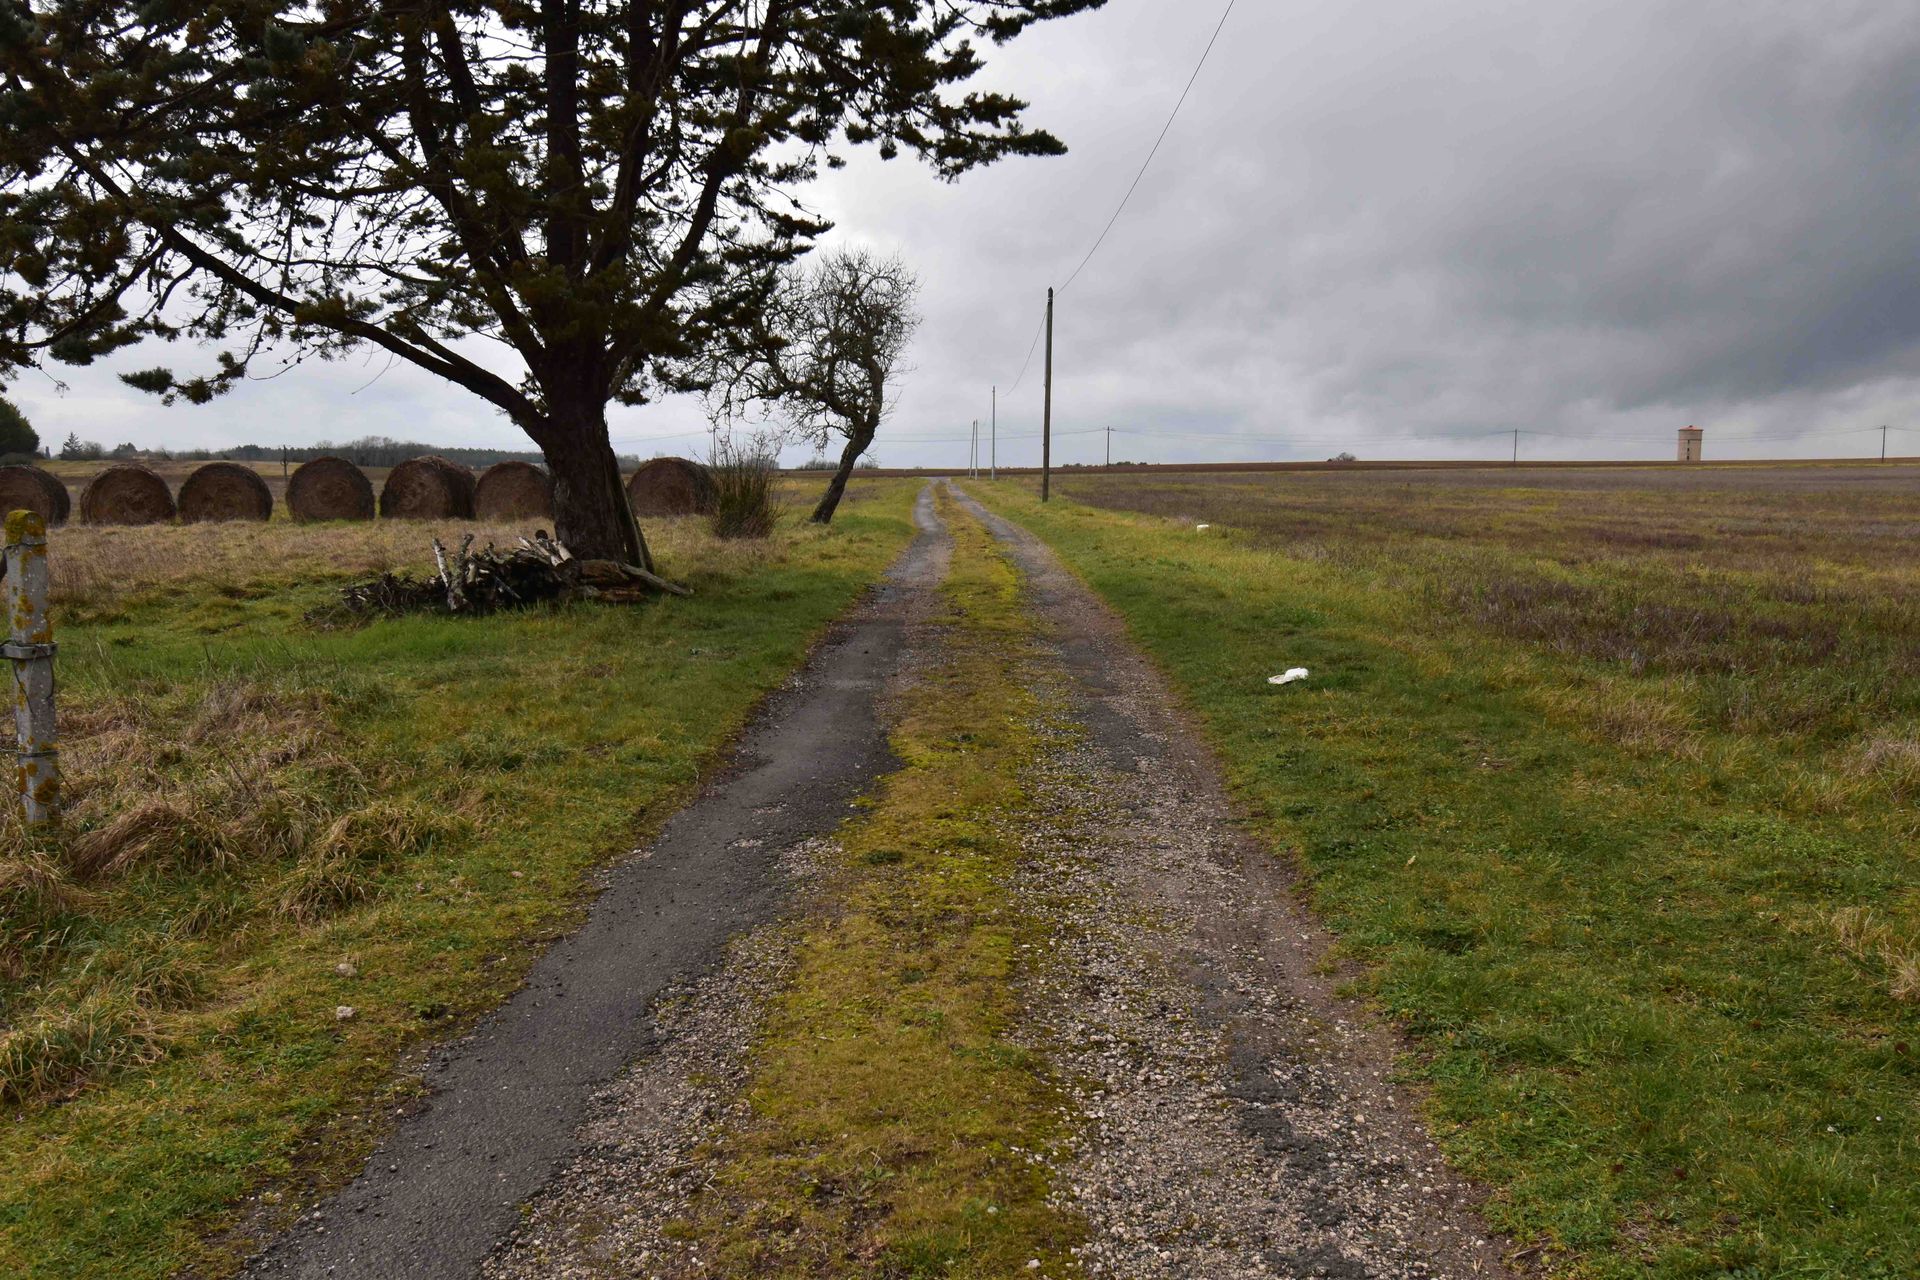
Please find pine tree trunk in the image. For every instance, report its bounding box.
[534,404,655,571]
[811,422,877,525]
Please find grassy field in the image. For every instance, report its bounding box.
[971,465,1920,1280]
[0,479,921,1279]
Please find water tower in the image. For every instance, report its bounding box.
[1678,425,1703,463]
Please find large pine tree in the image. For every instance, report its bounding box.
[0,0,1102,565]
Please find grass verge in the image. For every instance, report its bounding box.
[968,479,1919,1280]
[673,490,1085,1277]
[0,480,920,1279]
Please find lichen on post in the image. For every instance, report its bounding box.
[3,509,58,826]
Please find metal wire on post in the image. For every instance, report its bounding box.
[4,509,59,826]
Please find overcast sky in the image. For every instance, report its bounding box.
[14,0,1920,467]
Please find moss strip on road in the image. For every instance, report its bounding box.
[673,490,1086,1277]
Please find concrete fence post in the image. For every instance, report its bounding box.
[4,510,59,826]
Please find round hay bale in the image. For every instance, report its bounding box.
[286,456,375,523]
[79,464,175,526]
[379,455,477,520]
[474,461,554,521]
[0,465,71,526]
[626,457,716,517]
[178,461,273,523]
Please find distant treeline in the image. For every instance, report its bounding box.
[156,436,647,470]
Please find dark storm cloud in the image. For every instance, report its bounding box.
[814,0,1920,463]
[15,0,1920,463]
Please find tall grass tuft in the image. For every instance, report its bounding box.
[708,440,780,540]
[271,801,462,924]
[1830,907,1920,1004]
[0,993,164,1106]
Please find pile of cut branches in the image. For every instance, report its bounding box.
[330,532,690,620]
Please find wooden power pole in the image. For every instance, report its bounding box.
[1042,289,1054,502]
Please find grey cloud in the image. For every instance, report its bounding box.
[15,0,1920,465]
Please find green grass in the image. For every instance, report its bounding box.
[674,491,1085,1276]
[969,475,1920,1280]
[0,481,921,1278]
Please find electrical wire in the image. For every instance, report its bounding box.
[1059,0,1238,296]
[999,0,1237,391]
[1004,303,1049,395]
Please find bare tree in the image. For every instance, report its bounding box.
[715,249,920,525]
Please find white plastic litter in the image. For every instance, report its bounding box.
[1195,523,1212,530]
[1269,668,1310,686]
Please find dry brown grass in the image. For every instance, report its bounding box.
[45,517,549,618]
[52,681,357,877]
[1854,734,1920,802]
[1829,907,1920,1004]
[42,499,829,620]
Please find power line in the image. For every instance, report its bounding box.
[1005,303,1049,394]
[607,427,712,446]
[998,0,1237,394]
[1059,0,1239,296]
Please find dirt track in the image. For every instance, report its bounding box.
[240,482,1515,1278]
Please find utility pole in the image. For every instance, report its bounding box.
[1106,426,1113,470]
[990,386,997,480]
[1512,429,1519,466]
[970,420,979,477]
[1884,424,1890,462]
[1042,288,1054,502]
